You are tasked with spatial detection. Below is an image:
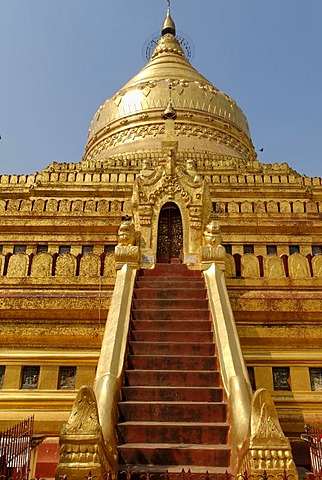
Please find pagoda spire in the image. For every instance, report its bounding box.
[162,0,176,36]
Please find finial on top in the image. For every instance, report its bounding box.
[162,0,176,36]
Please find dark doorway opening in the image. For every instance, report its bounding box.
[157,202,183,263]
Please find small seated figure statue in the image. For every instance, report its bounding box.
[203,220,222,246]
[139,158,154,178]
[202,220,226,263]
[186,158,202,182]
[117,215,136,246]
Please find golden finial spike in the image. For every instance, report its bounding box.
[162,0,176,36]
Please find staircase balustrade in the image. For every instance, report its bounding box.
[204,263,298,479]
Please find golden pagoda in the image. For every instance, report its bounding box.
[0,3,321,479]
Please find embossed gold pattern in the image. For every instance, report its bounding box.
[84,11,254,165]
[56,385,115,480]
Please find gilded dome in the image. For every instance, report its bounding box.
[84,10,255,163]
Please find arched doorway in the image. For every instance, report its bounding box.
[157,202,183,263]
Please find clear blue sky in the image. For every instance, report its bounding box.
[0,0,321,176]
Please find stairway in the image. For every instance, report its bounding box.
[117,264,230,475]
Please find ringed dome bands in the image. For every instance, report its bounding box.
[84,7,256,163]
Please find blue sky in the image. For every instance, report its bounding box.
[0,0,321,176]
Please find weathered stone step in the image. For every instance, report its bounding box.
[136,279,205,289]
[132,298,208,310]
[124,370,221,387]
[127,355,216,371]
[130,319,212,331]
[128,341,215,356]
[131,309,209,320]
[118,443,230,467]
[138,265,202,277]
[129,330,213,342]
[117,421,229,444]
[118,401,227,422]
[121,386,223,402]
[117,264,230,473]
[133,288,206,300]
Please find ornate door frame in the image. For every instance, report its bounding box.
[157,202,183,263]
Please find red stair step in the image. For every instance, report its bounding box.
[139,265,202,277]
[130,330,213,342]
[117,421,229,444]
[118,443,230,467]
[117,264,230,474]
[128,341,215,356]
[127,355,216,371]
[118,401,227,422]
[133,288,206,300]
[131,310,209,320]
[124,370,221,387]
[121,386,224,402]
[136,279,205,289]
[130,320,212,331]
[132,299,208,310]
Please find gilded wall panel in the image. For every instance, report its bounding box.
[7,253,29,277]
[97,200,109,214]
[46,199,59,213]
[103,254,116,278]
[225,253,236,278]
[84,200,96,213]
[241,254,260,278]
[59,199,71,213]
[72,200,84,212]
[280,201,291,213]
[227,202,239,213]
[288,253,310,278]
[6,199,20,212]
[267,201,278,214]
[306,200,318,214]
[215,202,226,213]
[55,253,77,277]
[79,254,101,277]
[110,200,122,214]
[241,201,253,214]
[293,201,304,213]
[30,252,53,277]
[19,199,32,212]
[264,255,285,278]
[254,201,266,214]
[32,198,45,213]
[0,254,5,276]
[312,255,322,278]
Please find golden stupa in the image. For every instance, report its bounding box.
[85,7,254,165]
[0,3,320,480]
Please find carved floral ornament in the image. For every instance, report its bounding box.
[85,121,253,163]
[110,79,228,107]
[148,173,192,206]
[133,163,203,209]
